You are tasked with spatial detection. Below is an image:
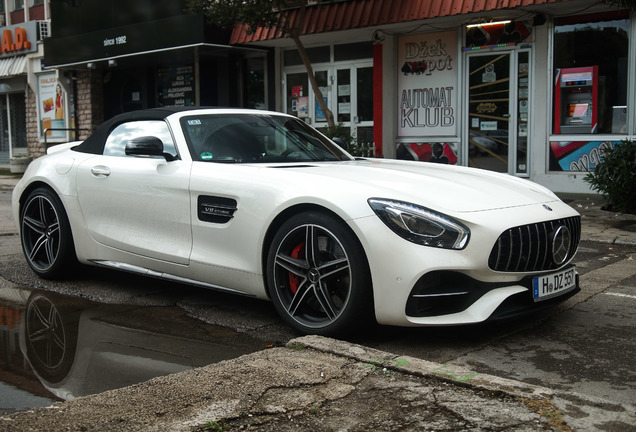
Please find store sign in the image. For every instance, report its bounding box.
[44,15,205,67]
[0,22,39,58]
[398,31,458,137]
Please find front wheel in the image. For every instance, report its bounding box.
[266,211,373,335]
[20,187,76,279]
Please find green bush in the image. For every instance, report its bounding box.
[584,139,636,214]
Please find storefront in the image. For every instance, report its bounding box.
[0,21,39,163]
[231,0,635,194]
[281,42,375,146]
[41,0,272,153]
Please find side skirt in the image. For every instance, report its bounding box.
[89,260,257,297]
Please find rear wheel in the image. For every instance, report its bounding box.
[20,187,76,279]
[266,211,372,335]
[25,292,80,383]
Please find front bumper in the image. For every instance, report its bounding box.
[405,270,580,325]
[349,199,580,327]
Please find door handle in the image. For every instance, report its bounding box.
[91,166,111,178]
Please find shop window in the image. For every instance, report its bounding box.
[286,72,308,118]
[246,58,266,110]
[552,12,629,135]
[356,67,373,123]
[336,69,350,123]
[283,46,330,66]
[334,42,373,61]
[0,93,27,162]
[9,93,26,149]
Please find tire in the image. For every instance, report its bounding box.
[266,211,373,335]
[24,293,80,383]
[20,187,76,279]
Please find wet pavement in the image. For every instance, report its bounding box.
[0,286,265,415]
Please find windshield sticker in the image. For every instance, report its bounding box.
[200,152,213,161]
[188,119,202,125]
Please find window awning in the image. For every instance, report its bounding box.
[44,43,266,69]
[0,55,27,77]
[231,0,566,44]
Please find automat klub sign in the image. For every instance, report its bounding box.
[0,22,38,58]
[398,30,458,137]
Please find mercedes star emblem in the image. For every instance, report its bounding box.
[552,225,572,265]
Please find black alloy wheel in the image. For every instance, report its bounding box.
[267,211,372,335]
[20,187,76,279]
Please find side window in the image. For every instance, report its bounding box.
[103,120,176,157]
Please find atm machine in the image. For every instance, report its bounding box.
[554,66,598,134]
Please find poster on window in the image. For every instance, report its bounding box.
[157,64,195,107]
[38,73,66,141]
[398,30,457,137]
[549,140,619,172]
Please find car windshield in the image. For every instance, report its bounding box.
[180,113,353,163]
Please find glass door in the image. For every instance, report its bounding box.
[335,65,374,145]
[467,53,511,173]
[466,50,530,175]
[285,63,374,146]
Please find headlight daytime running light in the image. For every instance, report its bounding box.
[368,198,470,249]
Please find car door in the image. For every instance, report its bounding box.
[76,120,192,265]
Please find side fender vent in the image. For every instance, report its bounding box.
[198,196,238,224]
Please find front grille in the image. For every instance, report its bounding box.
[488,216,581,272]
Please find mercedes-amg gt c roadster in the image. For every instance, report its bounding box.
[12,107,581,335]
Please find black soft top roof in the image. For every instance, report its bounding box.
[73,106,217,155]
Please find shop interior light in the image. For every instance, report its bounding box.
[466,20,512,28]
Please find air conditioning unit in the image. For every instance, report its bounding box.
[38,20,51,39]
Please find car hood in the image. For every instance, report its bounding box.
[266,158,560,213]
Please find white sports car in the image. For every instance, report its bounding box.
[12,107,581,335]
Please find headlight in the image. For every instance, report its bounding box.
[368,198,470,249]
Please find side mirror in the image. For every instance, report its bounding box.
[332,137,348,151]
[125,136,176,161]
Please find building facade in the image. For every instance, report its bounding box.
[22,0,636,195]
[0,0,49,164]
[40,0,272,153]
[231,0,635,194]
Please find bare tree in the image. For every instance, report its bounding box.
[188,0,336,127]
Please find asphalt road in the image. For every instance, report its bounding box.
[1,186,635,431]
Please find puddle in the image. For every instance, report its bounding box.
[0,286,264,414]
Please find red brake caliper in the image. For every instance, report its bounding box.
[289,242,305,294]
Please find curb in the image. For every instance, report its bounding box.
[290,335,554,401]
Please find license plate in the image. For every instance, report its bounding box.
[533,266,577,302]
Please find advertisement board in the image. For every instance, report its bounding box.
[37,73,66,141]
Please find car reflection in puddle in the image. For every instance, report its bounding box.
[1,286,264,406]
